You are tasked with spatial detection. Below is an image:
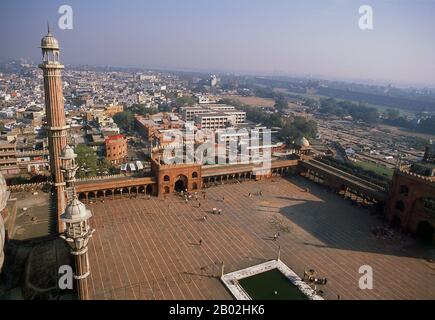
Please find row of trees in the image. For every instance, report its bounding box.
[383,110,435,135]
[318,98,380,124]
[243,106,317,141]
[221,98,317,144]
[417,117,435,134]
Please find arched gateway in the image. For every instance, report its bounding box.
[174,174,188,192]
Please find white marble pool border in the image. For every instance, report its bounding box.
[221,259,324,300]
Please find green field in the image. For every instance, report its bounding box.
[355,160,394,178]
[239,269,309,300]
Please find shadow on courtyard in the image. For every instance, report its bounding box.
[273,176,435,260]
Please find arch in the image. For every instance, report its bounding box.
[399,185,409,196]
[416,221,434,243]
[96,190,104,198]
[192,182,198,190]
[192,172,198,179]
[390,215,401,230]
[105,189,113,197]
[131,186,138,194]
[164,175,170,182]
[138,186,145,194]
[395,200,405,212]
[174,174,188,192]
[88,191,96,201]
[146,184,153,195]
[114,188,122,197]
[164,186,170,194]
[78,193,86,202]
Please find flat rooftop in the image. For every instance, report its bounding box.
[86,176,435,300]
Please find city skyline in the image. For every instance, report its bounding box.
[1,0,435,87]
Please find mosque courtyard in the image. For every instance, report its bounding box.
[86,176,435,300]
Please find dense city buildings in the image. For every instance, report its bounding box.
[0,140,18,176]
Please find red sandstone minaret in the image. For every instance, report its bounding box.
[39,26,68,231]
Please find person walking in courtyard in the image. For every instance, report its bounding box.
[248,192,251,197]
[222,196,225,201]
[198,202,201,208]
[273,233,278,241]
[199,239,202,246]
[218,209,222,215]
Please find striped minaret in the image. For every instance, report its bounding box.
[38,26,68,232]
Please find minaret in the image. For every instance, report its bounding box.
[38,26,68,230]
[60,145,95,300]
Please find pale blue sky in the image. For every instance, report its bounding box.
[0,0,434,86]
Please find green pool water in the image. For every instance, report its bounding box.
[238,269,309,300]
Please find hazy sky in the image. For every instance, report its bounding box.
[1,0,434,86]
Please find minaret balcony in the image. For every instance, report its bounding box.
[38,61,64,69]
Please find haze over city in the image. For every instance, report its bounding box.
[1,0,435,86]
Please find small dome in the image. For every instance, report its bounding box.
[60,145,76,160]
[296,137,310,148]
[61,198,92,223]
[41,32,59,50]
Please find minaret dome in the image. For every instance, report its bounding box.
[40,25,60,62]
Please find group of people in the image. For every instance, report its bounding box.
[180,190,207,202]
[212,208,222,215]
[273,232,281,241]
[248,190,263,198]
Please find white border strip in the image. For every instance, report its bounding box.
[221,260,324,300]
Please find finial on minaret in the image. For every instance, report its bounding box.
[47,21,51,34]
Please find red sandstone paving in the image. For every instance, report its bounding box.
[87,176,435,300]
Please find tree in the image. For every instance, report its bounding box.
[159,103,171,112]
[280,117,317,142]
[418,116,435,135]
[113,111,134,132]
[319,98,380,124]
[274,95,288,111]
[97,158,116,175]
[385,108,400,120]
[75,144,98,178]
[175,96,196,106]
[131,104,158,116]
